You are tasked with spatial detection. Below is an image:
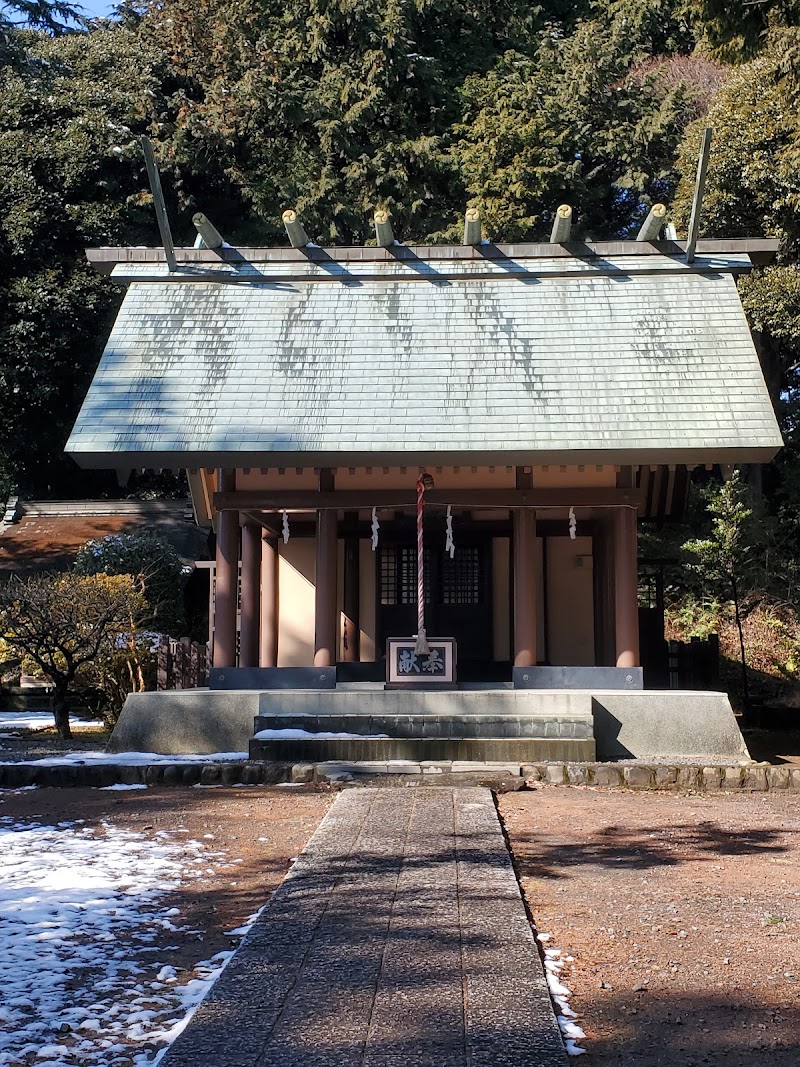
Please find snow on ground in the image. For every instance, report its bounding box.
[0,712,98,732]
[253,728,390,740]
[536,931,587,1057]
[7,751,249,767]
[0,813,248,1066]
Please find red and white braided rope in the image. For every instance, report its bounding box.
[416,476,425,638]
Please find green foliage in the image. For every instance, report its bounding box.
[0,572,147,736]
[453,3,699,239]
[0,25,173,497]
[682,471,760,710]
[672,47,800,410]
[86,631,156,727]
[142,0,574,244]
[0,0,83,34]
[73,532,187,635]
[678,0,800,63]
[666,595,722,640]
[683,471,755,591]
[673,51,800,255]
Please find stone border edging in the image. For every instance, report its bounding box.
[520,762,800,791]
[1,758,799,791]
[0,761,293,790]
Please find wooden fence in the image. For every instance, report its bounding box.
[667,634,720,690]
[156,636,209,690]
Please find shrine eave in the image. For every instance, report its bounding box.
[66,445,782,472]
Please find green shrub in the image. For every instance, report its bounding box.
[74,533,187,635]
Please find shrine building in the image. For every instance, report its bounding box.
[65,204,783,763]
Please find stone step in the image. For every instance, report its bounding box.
[249,735,596,763]
[256,688,593,720]
[252,712,592,740]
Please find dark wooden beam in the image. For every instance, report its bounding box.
[214,488,643,511]
[86,237,780,275]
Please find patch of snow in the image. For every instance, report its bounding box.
[0,712,96,730]
[10,751,248,767]
[537,932,586,1056]
[253,729,390,740]
[0,814,240,1066]
[225,909,262,937]
[99,784,149,791]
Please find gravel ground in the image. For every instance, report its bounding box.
[3,756,800,1065]
[500,787,800,1066]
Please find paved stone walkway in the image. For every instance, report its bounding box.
[162,788,566,1066]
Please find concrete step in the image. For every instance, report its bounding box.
[256,688,593,719]
[253,712,592,740]
[249,735,595,762]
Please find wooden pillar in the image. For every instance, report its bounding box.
[239,521,261,668]
[513,508,537,668]
[314,508,338,667]
[259,530,279,668]
[614,506,640,668]
[342,531,360,662]
[593,518,617,667]
[212,469,239,669]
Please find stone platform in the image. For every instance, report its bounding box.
[160,787,567,1067]
[110,687,595,763]
[108,685,748,763]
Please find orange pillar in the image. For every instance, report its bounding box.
[259,531,279,668]
[239,521,261,668]
[212,470,239,669]
[614,507,640,668]
[314,508,338,667]
[513,508,537,668]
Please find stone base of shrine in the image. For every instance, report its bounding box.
[107,686,750,764]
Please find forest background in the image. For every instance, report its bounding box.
[1,0,800,710]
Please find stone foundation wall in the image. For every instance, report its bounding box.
[1,758,799,790]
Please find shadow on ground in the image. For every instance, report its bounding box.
[512,819,790,879]
[576,990,799,1066]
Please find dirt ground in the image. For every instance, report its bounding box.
[500,787,800,1065]
[4,780,800,1065]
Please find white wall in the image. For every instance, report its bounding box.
[277,539,316,667]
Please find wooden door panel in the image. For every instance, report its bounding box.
[377,540,492,663]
